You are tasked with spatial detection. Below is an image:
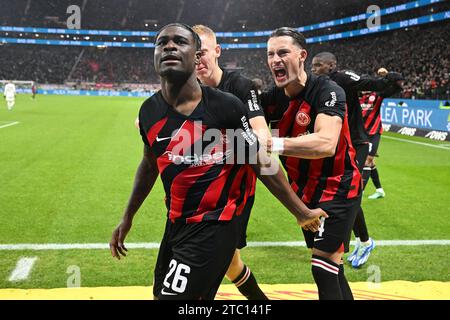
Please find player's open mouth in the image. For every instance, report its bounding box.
[273,66,287,82]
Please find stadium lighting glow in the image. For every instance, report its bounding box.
[145,23,149,27]
[123,38,127,42]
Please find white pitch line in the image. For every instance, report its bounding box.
[383,135,450,150]
[8,257,38,281]
[0,240,450,251]
[0,121,19,129]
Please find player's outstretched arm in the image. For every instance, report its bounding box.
[110,144,159,260]
[343,70,402,92]
[249,115,273,155]
[252,155,328,232]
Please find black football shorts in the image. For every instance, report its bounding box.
[153,218,238,300]
[302,196,361,253]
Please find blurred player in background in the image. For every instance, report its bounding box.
[312,52,403,268]
[31,82,37,100]
[361,68,404,199]
[193,24,270,300]
[3,82,16,111]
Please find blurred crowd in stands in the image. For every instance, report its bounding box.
[1,0,448,99]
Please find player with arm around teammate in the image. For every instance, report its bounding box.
[110,23,327,300]
[263,28,362,300]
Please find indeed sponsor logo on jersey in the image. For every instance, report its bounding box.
[324,92,337,107]
[164,149,233,166]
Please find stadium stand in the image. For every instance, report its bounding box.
[0,0,448,99]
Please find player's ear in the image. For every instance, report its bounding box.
[298,49,307,67]
[300,49,307,62]
[195,50,202,65]
[330,61,336,71]
[215,44,221,59]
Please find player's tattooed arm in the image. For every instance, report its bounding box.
[110,145,159,260]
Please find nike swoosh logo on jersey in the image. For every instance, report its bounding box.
[156,136,172,142]
[160,288,177,296]
[314,238,324,242]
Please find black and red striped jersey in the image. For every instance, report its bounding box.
[218,70,264,119]
[329,70,393,146]
[263,74,361,205]
[361,92,384,136]
[138,86,259,224]
[217,70,265,199]
[361,83,403,136]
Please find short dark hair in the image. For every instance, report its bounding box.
[313,52,337,64]
[269,27,307,49]
[155,23,202,50]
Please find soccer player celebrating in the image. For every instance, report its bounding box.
[31,82,37,100]
[311,52,402,268]
[3,82,16,111]
[361,68,404,199]
[193,24,270,300]
[110,23,327,300]
[263,27,361,300]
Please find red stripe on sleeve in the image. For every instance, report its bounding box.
[146,118,168,146]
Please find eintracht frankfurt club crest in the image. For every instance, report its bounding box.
[296,111,311,126]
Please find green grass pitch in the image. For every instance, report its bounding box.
[0,94,449,289]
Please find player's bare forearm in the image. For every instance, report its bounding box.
[249,116,272,149]
[122,145,159,221]
[282,133,336,159]
[280,114,342,159]
[252,162,327,230]
[253,163,310,217]
[353,76,391,92]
